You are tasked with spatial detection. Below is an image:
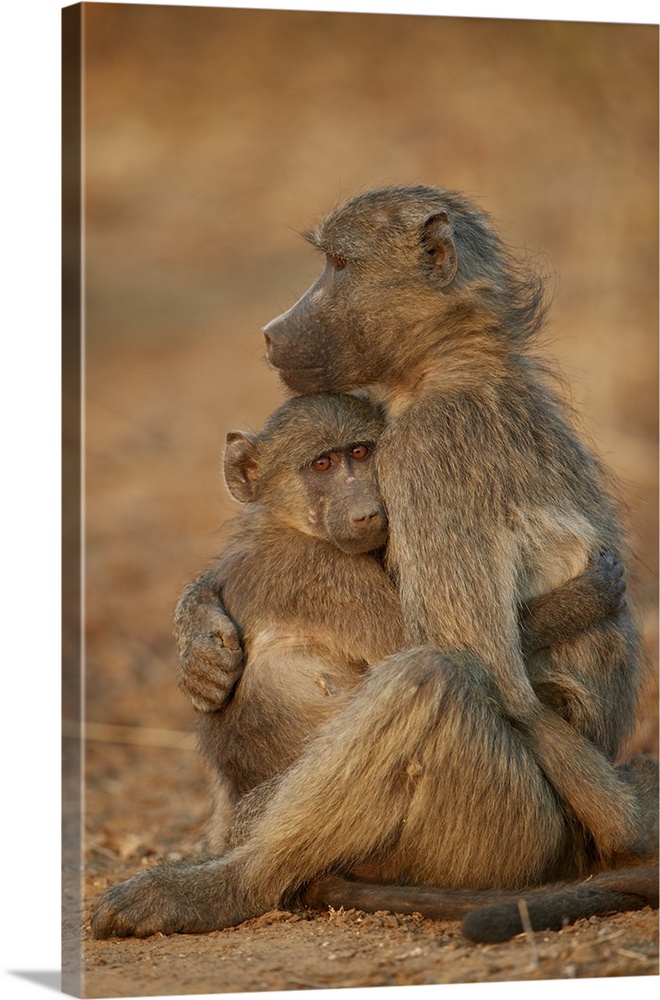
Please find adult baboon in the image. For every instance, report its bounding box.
[91,393,657,941]
[260,185,648,858]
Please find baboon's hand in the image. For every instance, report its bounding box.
[587,549,627,618]
[90,859,254,938]
[177,605,244,712]
[521,547,628,655]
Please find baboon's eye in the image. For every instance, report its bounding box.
[312,455,332,472]
[350,444,369,461]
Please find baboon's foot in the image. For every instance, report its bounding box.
[90,857,259,938]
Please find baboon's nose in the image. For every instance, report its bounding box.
[263,317,285,362]
[352,509,381,527]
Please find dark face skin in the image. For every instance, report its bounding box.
[261,187,485,394]
[262,256,369,395]
[299,439,387,554]
[224,394,388,556]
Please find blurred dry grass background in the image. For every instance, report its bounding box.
[80,4,658,751]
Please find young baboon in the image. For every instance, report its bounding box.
[196,391,395,835]
[91,394,657,941]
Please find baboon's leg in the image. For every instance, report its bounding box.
[224,777,283,850]
[92,647,569,937]
[90,855,254,938]
[232,647,570,894]
[305,756,659,935]
[202,778,238,855]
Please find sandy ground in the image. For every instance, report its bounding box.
[64,6,658,996]
[76,740,659,997]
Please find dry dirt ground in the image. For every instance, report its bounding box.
[65,6,658,996]
[78,740,659,997]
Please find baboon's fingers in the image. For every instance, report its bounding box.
[90,859,256,938]
[590,549,627,611]
[90,870,195,939]
[178,632,245,711]
[461,886,653,944]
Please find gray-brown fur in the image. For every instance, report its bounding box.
[306,752,659,942]
[197,393,400,816]
[191,396,626,847]
[91,656,657,938]
[262,185,646,858]
[91,390,651,940]
[173,569,244,713]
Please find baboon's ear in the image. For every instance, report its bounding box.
[224,431,260,503]
[421,211,458,287]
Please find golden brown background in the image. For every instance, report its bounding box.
[83,2,658,744]
[77,6,658,992]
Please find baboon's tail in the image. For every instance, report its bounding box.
[462,865,658,943]
[304,863,659,943]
